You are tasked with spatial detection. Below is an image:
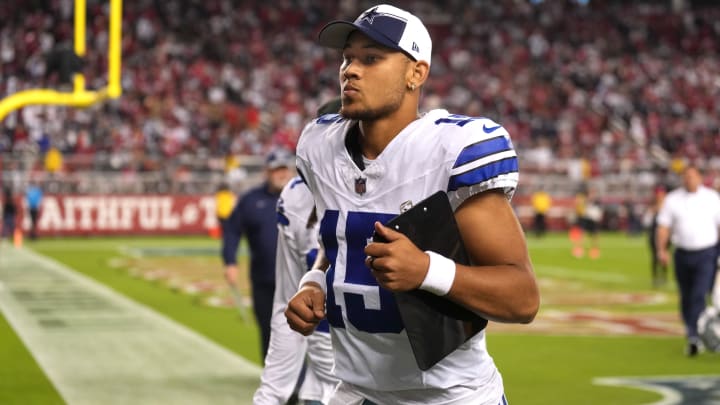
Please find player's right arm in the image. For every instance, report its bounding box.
[655,225,671,266]
[254,180,318,405]
[286,115,342,336]
[285,247,328,336]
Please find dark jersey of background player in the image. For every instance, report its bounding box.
[2,187,18,239]
[221,149,294,361]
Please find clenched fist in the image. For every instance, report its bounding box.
[285,284,326,335]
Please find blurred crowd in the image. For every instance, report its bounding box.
[1,0,720,186]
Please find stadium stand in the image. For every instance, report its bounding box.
[1,1,719,212]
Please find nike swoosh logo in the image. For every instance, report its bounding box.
[482,124,502,133]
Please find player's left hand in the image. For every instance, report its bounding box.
[224,265,239,285]
[285,285,326,336]
[364,221,430,292]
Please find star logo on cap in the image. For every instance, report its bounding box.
[360,6,380,25]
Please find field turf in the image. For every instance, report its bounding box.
[1,233,718,404]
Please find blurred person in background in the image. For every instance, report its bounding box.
[656,165,720,356]
[624,198,643,236]
[531,189,551,237]
[43,146,63,174]
[572,187,603,259]
[644,185,670,288]
[1,187,18,243]
[253,176,337,405]
[253,98,341,405]
[221,149,295,361]
[25,180,43,240]
[214,182,236,237]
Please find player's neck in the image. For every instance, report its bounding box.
[358,108,419,159]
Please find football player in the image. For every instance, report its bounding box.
[286,4,539,405]
[254,99,343,404]
[253,176,337,405]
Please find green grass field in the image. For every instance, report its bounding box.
[1,233,718,404]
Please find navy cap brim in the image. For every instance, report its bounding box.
[267,163,290,170]
[318,20,410,58]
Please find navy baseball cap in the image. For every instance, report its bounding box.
[265,148,294,170]
[318,4,432,66]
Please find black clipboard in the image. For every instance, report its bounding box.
[373,191,487,370]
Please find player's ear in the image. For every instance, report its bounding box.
[407,60,429,89]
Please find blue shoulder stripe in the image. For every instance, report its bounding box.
[447,157,518,191]
[276,211,290,226]
[315,114,343,125]
[289,177,305,189]
[453,136,512,169]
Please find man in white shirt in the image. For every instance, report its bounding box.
[656,165,720,356]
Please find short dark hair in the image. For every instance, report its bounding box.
[683,163,702,174]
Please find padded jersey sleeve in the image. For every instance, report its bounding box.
[274,177,318,306]
[254,177,325,405]
[254,180,309,405]
[441,116,520,210]
[296,115,341,199]
[295,121,315,196]
[296,113,347,206]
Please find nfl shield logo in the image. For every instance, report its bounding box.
[354,177,367,195]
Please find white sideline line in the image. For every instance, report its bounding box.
[594,376,683,405]
[593,375,720,405]
[0,247,260,405]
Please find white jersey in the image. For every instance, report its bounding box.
[296,109,519,397]
[656,185,720,250]
[253,177,337,405]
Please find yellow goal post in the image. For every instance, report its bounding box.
[0,0,122,122]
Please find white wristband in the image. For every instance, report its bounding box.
[299,269,327,294]
[420,251,456,296]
